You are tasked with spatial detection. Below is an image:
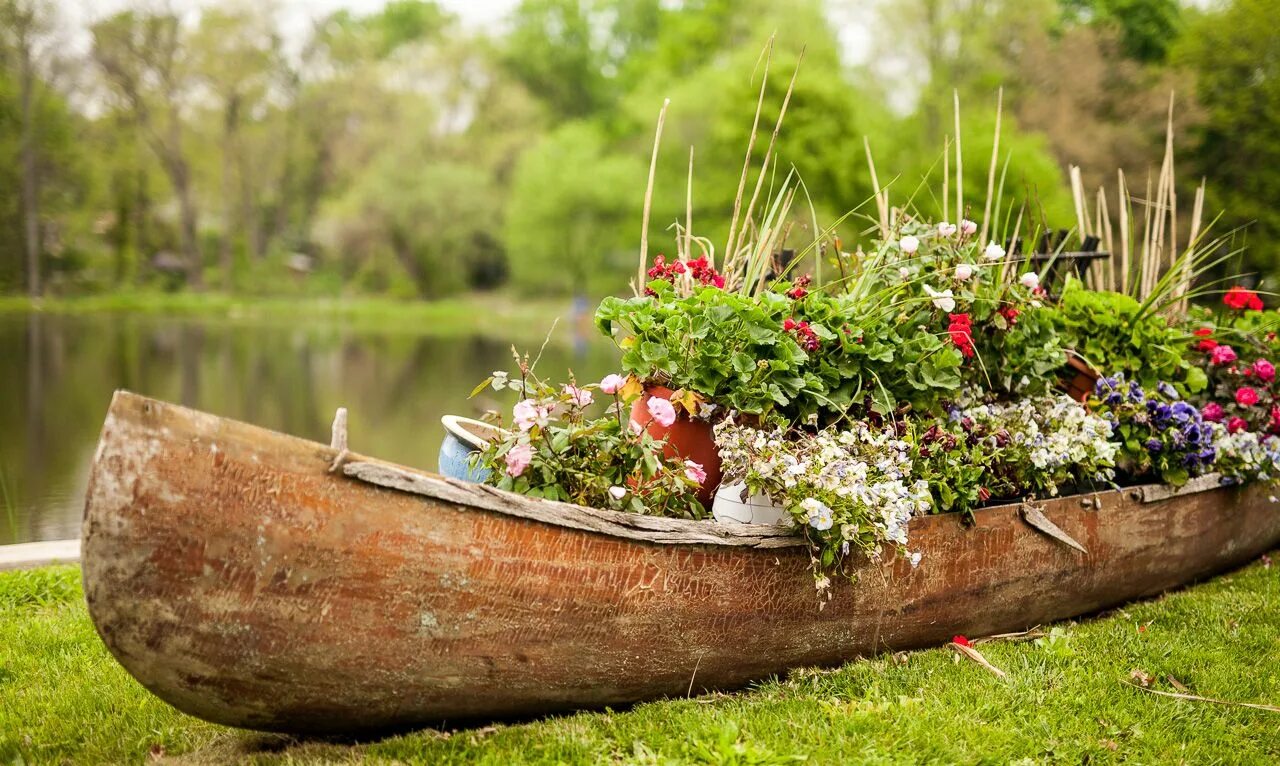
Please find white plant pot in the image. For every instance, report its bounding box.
[711,482,791,526]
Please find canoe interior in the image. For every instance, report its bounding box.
[81,391,1280,734]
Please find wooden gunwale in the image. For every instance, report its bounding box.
[81,391,1280,734]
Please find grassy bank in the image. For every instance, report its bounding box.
[0,292,585,341]
[2,559,1278,764]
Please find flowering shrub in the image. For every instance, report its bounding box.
[473,368,704,518]
[1185,297,1280,435]
[890,219,1064,397]
[1089,374,1215,487]
[715,421,931,595]
[1047,280,1201,393]
[912,393,1116,516]
[596,278,820,420]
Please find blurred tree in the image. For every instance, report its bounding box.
[325,149,500,298]
[91,11,203,288]
[0,0,82,294]
[189,4,283,286]
[502,0,609,119]
[506,122,644,293]
[1177,0,1280,275]
[1060,0,1182,63]
[1000,5,1197,193]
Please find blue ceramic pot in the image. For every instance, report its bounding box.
[438,415,500,483]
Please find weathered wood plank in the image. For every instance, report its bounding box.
[343,461,802,548]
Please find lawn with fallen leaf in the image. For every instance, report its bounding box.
[2,556,1278,764]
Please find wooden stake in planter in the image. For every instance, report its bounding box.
[636,99,669,295]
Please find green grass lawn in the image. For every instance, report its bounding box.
[2,559,1278,765]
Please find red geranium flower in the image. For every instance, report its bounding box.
[1224,286,1264,312]
[952,635,971,647]
[784,317,820,352]
[1236,386,1260,407]
[948,313,975,358]
[1228,416,1249,434]
[1193,327,1214,337]
[787,274,812,300]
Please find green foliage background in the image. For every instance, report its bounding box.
[0,0,1276,298]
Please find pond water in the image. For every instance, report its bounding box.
[0,311,615,545]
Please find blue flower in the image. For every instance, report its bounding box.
[1146,438,1164,453]
[1170,401,1197,423]
[1128,381,1146,403]
[1157,381,1179,400]
[1095,375,1123,395]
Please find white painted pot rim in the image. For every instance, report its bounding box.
[440,415,504,451]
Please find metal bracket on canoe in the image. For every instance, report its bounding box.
[1019,503,1087,554]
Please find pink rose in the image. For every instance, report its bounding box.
[683,460,707,485]
[645,396,677,427]
[504,443,534,477]
[1253,359,1276,383]
[1236,386,1260,407]
[1210,345,1238,365]
[563,384,593,408]
[1228,416,1249,434]
[512,399,543,431]
[599,374,626,394]
[1201,402,1225,422]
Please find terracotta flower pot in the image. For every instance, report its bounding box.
[1059,354,1100,403]
[629,384,722,507]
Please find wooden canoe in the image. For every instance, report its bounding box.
[82,391,1280,735]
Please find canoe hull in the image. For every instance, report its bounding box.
[82,392,1280,734]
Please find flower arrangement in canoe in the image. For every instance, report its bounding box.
[472,358,703,519]
[453,61,1280,597]
[715,420,931,597]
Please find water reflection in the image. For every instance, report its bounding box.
[0,312,615,544]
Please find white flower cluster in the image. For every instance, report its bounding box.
[715,421,932,566]
[954,393,1117,494]
[1212,425,1280,483]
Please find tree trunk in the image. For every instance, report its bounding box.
[176,168,203,289]
[134,161,149,287]
[158,98,202,290]
[272,85,300,252]
[239,138,262,261]
[220,95,240,290]
[18,22,41,298]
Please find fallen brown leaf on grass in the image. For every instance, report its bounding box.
[1167,675,1190,693]
[949,641,1007,679]
[1129,669,1155,688]
[1124,680,1280,713]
